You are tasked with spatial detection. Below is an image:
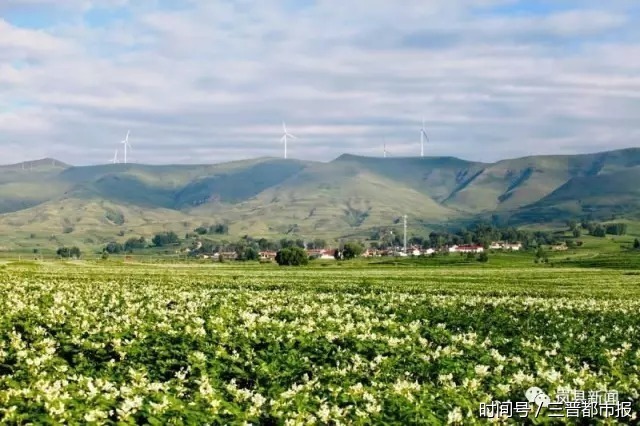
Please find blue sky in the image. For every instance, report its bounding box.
[1,0,639,165]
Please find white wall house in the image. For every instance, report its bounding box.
[457,245,484,253]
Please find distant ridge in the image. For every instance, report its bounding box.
[0,147,639,247]
[5,146,640,168]
[0,158,70,169]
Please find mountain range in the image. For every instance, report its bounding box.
[2,148,640,249]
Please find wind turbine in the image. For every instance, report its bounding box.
[383,141,388,158]
[280,122,296,159]
[110,149,119,164]
[121,130,131,164]
[420,118,429,158]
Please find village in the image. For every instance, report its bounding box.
[185,241,525,262]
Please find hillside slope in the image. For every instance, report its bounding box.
[0,148,640,246]
[439,148,640,213]
[0,159,70,214]
[199,161,459,237]
[512,167,640,223]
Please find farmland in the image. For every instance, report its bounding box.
[1,261,639,424]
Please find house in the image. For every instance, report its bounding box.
[551,243,568,251]
[448,245,459,253]
[504,243,522,251]
[362,249,383,257]
[259,251,277,261]
[422,248,436,256]
[456,245,484,253]
[215,251,238,260]
[308,249,335,260]
[490,241,522,251]
[318,252,336,260]
[410,247,422,256]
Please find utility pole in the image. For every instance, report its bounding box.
[403,215,407,253]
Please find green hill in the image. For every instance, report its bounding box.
[200,160,460,238]
[512,167,640,223]
[0,158,70,214]
[1,148,640,248]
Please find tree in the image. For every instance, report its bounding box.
[477,252,489,263]
[591,225,606,238]
[605,223,627,236]
[279,239,297,249]
[275,247,308,266]
[257,238,278,251]
[124,237,146,251]
[210,224,229,235]
[309,238,327,249]
[535,246,548,263]
[572,228,582,238]
[235,244,259,261]
[152,231,180,247]
[57,246,81,259]
[342,241,364,259]
[409,236,424,247]
[463,232,473,244]
[566,220,578,232]
[241,247,259,261]
[104,241,123,254]
[194,226,208,235]
[634,239,640,250]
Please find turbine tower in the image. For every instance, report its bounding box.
[110,149,119,164]
[280,122,296,159]
[121,130,131,164]
[420,118,429,158]
[383,143,387,158]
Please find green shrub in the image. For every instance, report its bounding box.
[275,247,308,266]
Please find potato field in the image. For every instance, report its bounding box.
[0,262,639,424]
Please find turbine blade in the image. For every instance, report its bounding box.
[287,133,297,139]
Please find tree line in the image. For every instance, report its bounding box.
[90,219,636,262]
[371,223,562,250]
[566,220,628,238]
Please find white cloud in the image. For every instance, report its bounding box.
[0,0,638,165]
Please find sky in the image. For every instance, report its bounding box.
[1,0,639,165]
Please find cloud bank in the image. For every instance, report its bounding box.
[1,0,639,164]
